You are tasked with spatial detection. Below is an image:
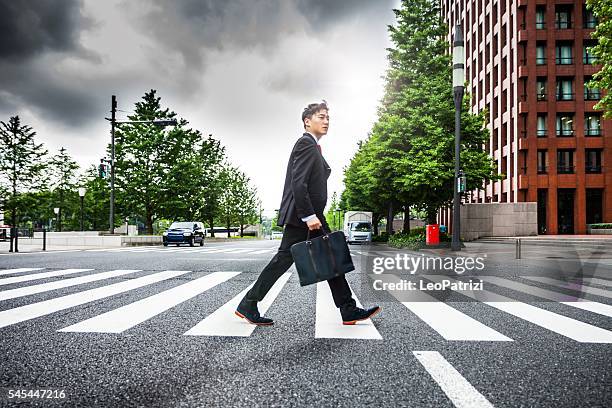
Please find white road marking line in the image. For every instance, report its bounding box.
[482,276,612,318]
[382,275,511,341]
[413,351,494,408]
[427,275,612,343]
[0,270,189,329]
[0,270,140,301]
[315,282,382,340]
[523,276,612,300]
[184,272,291,337]
[247,249,275,255]
[583,277,612,288]
[59,272,240,333]
[403,301,513,341]
[0,269,93,286]
[0,268,44,277]
[225,249,255,254]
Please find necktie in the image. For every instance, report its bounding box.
[316,144,322,154]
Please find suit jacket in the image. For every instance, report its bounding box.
[277,133,331,228]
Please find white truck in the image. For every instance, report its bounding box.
[343,211,373,244]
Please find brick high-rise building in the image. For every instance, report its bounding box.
[440,0,610,234]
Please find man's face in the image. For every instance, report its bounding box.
[305,109,329,137]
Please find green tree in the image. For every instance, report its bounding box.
[190,135,226,235]
[49,147,79,231]
[587,0,612,118]
[342,0,498,226]
[0,116,48,232]
[82,165,111,231]
[324,191,345,231]
[114,90,200,233]
[234,171,258,237]
[216,165,259,237]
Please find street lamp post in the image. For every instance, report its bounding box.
[78,187,86,231]
[451,23,465,251]
[53,207,60,232]
[335,209,343,231]
[105,95,177,235]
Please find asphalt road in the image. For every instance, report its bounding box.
[0,239,610,407]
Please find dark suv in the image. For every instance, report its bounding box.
[163,222,205,247]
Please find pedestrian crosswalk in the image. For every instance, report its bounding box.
[84,246,279,255]
[1,267,612,343]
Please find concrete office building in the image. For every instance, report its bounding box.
[439,0,611,234]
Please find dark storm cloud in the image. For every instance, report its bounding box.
[0,0,87,60]
[297,0,396,29]
[0,0,105,127]
[135,0,396,68]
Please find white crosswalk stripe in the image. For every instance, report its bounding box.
[184,273,292,337]
[80,246,278,255]
[382,275,511,341]
[0,268,44,277]
[414,351,494,408]
[427,275,612,343]
[481,276,612,318]
[315,282,382,340]
[0,270,189,329]
[59,272,240,333]
[0,269,140,301]
[523,276,612,300]
[583,277,612,288]
[249,249,275,254]
[0,268,93,286]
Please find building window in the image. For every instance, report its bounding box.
[556,78,573,100]
[537,150,548,174]
[583,43,596,64]
[556,43,573,65]
[583,6,597,29]
[536,43,547,65]
[585,149,602,173]
[557,150,574,174]
[555,5,572,29]
[585,114,601,136]
[536,77,547,100]
[584,77,601,100]
[586,189,603,224]
[536,6,546,29]
[537,114,547,137]
[556,114,574,137]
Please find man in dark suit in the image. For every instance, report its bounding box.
[235,101,380,326]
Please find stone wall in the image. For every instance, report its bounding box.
[460,203,538,241]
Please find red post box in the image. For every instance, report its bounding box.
[426,224,439,245]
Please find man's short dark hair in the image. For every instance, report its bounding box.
[302,100,328,128]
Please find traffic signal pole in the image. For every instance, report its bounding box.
[109,95,116,235]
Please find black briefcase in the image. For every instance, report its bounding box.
[290,228,355,287]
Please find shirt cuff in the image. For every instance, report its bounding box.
[301,214,317,222]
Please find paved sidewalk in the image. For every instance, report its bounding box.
[0,240,110,254]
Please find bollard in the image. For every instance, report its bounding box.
[515,238,521,259]
[9,227,13,252]
[42,228,47,251]
[14,227,18,253]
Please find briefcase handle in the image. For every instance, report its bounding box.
[305,226,338,275]
[306,225,331,242]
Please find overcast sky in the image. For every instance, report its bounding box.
[1,0,399,216]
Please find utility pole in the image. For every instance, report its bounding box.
[105,95,176,235]
[109,95,116,234]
